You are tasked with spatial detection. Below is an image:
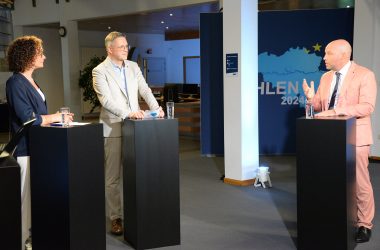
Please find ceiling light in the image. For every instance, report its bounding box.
[108,26,111,30]
[169,13,173,16]
[166,26,169,30]
[161,21,165,24]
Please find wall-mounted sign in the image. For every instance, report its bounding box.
[226,53,238,76]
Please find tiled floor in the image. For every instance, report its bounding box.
[104,139,380,250]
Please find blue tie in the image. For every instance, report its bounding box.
[328,72,341,110]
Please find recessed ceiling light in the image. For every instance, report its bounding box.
[108,26,111,30]
[166,26,169,30]
[169,13,173,16]
[161,21,165,24]
[346,5,350,8]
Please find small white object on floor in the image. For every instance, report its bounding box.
[254,166,272,188]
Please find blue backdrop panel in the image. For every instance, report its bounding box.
[258,8,354,155]
[199,9,354,156]
[200,13,224,155]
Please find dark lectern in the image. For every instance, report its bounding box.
[297,116,356,250]
[30,124,105,250]
[0,103,9,132]
[0,157,21,250]
[123,119,180,250]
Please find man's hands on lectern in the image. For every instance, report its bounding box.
[315,110,336,117]
[157,106,165,118]
[302,79,315,100]
[302,79,337,117]
[128,107,165,119]
[129,110,145,119]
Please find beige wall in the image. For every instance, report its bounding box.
[23,27,64,114]
[354,0,380,157]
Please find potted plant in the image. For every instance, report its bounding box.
[78,48,138,113]
[78,55,105,113]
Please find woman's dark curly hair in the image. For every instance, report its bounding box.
[6,35,43,73]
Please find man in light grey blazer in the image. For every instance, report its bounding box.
[92,31,164,235]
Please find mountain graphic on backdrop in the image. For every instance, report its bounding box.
[258,47,325,106]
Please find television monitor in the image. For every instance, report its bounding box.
[163,84,179,104]
[182,84,199,95]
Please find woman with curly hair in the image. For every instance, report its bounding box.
[6,35,74,249]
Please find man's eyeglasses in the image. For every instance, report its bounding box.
[115,45,131,51]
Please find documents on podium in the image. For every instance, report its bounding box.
[30,123,105,250]
[49,121,91,127]
[297,116,356,250]
[123,118,180,250]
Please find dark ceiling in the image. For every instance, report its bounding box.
[77,2,220,34]
[24,0,354,35]
[76,0,353,34]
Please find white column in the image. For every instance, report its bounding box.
[60,20,82,119]
[223,0,259,184]
[353,0,380,157]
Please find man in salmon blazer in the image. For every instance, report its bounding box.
[303,39,377,243]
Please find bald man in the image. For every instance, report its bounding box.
[303,39,377,243]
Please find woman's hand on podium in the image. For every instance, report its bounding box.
[62,112,74,124]
[41,112,74,125]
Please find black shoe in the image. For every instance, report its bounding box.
[111,218,123,236]
[356,226,371,243]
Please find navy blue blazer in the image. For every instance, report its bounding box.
[6,73,47,157]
